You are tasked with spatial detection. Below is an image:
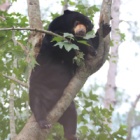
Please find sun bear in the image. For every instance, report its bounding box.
[29,10,111,140]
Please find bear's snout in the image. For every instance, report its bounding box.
[74,24,86,36]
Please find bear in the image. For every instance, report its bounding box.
[29,10,111,140]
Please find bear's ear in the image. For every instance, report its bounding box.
[64,10,72,14]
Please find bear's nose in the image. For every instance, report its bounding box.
[74,24,86,37]
[76,29,86,36]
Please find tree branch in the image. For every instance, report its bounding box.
[0,27,66,40]
[3,74,28,88]
[132,94,140,108]
[16,41,29,54]
[126,94,140,140]
[132,121,140,129]
[45,0,112,137]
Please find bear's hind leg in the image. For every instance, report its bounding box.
[29,92,51,129]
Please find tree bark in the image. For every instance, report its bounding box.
[15,0,44,139]
[104,0,121,109]
[27,0,43,57]
[15,0,112,139]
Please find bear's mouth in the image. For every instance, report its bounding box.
[73,23,86,37]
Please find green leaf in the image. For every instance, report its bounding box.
[51,36,64,42]
[54,41,79,52]
[77,40,90,46]
[63,32,74,39]
[89,91,99,101]
[84,31,95,39]
[79,126,89,135]
[113,125,127,138]
[69,1,76,6]
[84,100,92,107]
[97,133,108,140]
[54,42,64,49]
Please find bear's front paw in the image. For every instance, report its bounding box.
[102,23,111,38]
[38,120,52,129]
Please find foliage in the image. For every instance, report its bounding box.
[46,90,127,140]
[0,11,30,140]
[52,33,79,52]
[76,91,127,140]
[52,31,95,66]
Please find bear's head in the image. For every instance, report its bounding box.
[48,10,93,37]
[64,10,93,36]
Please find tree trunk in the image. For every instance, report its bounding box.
[9,32,17,140]
[104,0,121,109]
[9,82,16,140]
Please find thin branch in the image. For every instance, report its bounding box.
[126,93,140,140]
[3,74,28,88]
[0,27,66,40]
[9,24,17,140]
[132,122,140,129]
[17,41,29,54]
[132,94,140,108]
